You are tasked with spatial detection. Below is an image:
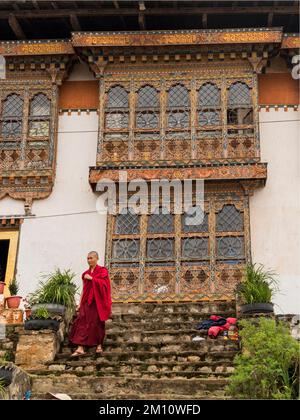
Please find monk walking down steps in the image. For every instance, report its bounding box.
[69,251,112,356]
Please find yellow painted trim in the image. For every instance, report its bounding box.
[0,230,19,297]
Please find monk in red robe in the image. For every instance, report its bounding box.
[69,251,112,356]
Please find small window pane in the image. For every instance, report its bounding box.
[216,205,244,232]
[115,210,140,234]
[168,111,189,128]
[168,84,189,108]
[217,236,244,259]
[136,112,159,129]
[2,94,23,117]
[113,239,140,260]
[137,85,159,108]
[182,237,209,259]
[182,208,208,233]
[30,94,50,117]
[148,211,174,233]
[198,83,220,107]
[228,82,251,106]
[147,238,174,259]
[107,86,128,108]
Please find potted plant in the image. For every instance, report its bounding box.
[236,263,278,314]
[24,307,60,331]
[23,298,31,319]
[28,269,77,316]
[6,277,22,309]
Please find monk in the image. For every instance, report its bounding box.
[69,251,112,356]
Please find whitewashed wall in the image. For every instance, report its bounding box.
[250,108,300,314]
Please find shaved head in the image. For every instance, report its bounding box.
[88,251,99,258]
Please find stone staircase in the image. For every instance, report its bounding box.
[29,300,239,400]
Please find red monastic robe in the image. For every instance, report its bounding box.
[69,265,112,347]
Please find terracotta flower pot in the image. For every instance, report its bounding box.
[0,282,5,294]
[6,296,22,309]
[25,309,32,319]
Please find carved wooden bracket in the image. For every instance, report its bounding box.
[46,66,69,85]
[248,56,268,74]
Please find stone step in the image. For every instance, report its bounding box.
[55,349,237,364]
[112,301,235,316]
[107,310,235,324]
[61,338,238,355]
[32,391,229,400]
[103,329,216,343]
[30,375,230,396]
[30,369,233,380]
[105,321,220,333]
[43,359,235,377]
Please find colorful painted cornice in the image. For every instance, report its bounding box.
[0,29,298,56]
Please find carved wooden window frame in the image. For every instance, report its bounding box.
[28,92,51,140]
[99,74,258,163]
[106,192,250,301]
[0,82,57,172]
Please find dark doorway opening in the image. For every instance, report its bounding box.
[0,240,10,282]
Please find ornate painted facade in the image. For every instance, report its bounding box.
[0,29,299,306]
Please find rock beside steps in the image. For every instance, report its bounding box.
[29,300,238,400]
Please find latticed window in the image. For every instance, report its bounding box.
[1,94,23,138]
[198,83,221,127]
[112,239,140,261]
[136,85,159,129]
[216,204,244,232]
[227,82,253,135]
[167,84,190,129]
[182,237,209,259]
[148,209,174,233]
[29,94,50,137]
[182,207,208,233]
[115,209,140,235]
[105,85,129,130]
[217,236,244,259]
[216,204,245,262]
[147,238,174,260]
[107,198,248,300]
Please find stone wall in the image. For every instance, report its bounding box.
[0,324,22,362]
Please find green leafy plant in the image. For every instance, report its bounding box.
[28,269,78,310]
[227,318,299,399]
[8,277,19,296]
[31,307,50,320]
[236,263,278,304]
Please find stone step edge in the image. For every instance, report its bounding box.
[32,392,230,400]
[30,373,230,384]
[56,350,239,360]
[46,360,235,368]
[29,371,233,379]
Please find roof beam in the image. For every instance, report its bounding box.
[8,13,25,39]
[112,0,127,30]
[0,6,298,19]
[202,13,207,29]
[267,12,274,27]
[70,13,81,31]
[138,13,146,30]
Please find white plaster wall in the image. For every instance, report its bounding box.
[250,108,300,314]
[0,111,106,299]
[67,62,96,81]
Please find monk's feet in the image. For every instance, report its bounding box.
[71,346,86,357]
[95,345,103,354]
